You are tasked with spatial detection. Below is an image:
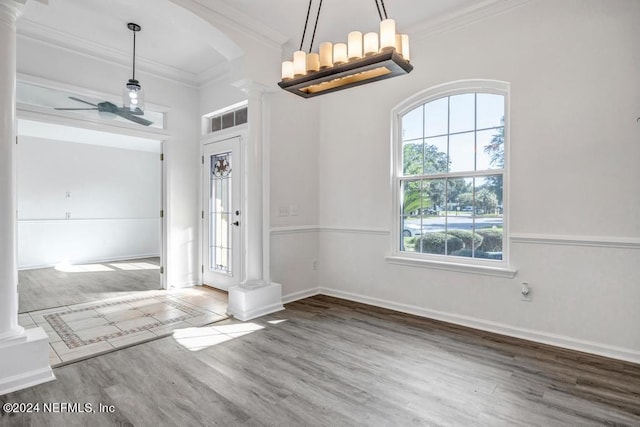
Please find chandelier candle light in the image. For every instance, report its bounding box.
[279,0,412,98]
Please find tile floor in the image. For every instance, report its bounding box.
[18,286,228,366]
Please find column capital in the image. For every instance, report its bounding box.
[232,78,274,95]
[0,0,26,26]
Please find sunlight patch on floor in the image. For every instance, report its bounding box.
[109,262,160,271]
[54,262,114,273]
[173,322,265,352]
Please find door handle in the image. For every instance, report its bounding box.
[232,221,240,226]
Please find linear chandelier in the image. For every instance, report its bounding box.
[279,0,412,98]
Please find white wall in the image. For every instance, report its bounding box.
[267,91,320,299]
[315,0,640,362]
[17,33,201,287]
[17,136,160,268]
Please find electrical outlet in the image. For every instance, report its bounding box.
[65,192,71,199]
[278,206,289,217]
[65,212,71,220]
[312,258,318,270]
[520,282,532,302]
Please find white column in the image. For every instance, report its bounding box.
[242,87,266,287]
[0,0,54,395]
[0,0,24,341]
[227,83,283,321]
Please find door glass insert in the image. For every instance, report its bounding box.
[209,152,233,273]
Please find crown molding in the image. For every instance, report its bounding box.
[171,0,287,50]
[408,0,531,40]
[17,18,202,88]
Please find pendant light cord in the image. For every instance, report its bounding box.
[299,0,387,52]
[299,0,313,51]
[308,0,322,53]
[375,0,388,21]
[132,29,137,80]
[300,0,324,53]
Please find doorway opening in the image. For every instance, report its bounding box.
[16,119,164,313]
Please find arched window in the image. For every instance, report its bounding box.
[390,80,511,271]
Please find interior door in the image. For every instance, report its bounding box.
[202,137,241,289]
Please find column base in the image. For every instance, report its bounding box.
[0,327,55,396]
[227,282,284,321]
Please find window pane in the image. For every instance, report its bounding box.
[443,177,472,257]
[476,128,504,170]
[423,136,448,174]
[449,93,475,133]
[235,107,248,125]
[414,179,445,254]
[474,176,503,260]
[211,116,222,132]
[476,94,504,130]
[402,105,423,141]
[222,112,235,129]
[402,140,423,176]
[446,177,473,213]
[401,180,423,252]
[424,97,448,137]
[449,132,475,173]
[402,180,423,217]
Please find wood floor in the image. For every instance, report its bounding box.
[18,257,161,313]
[1,295,639,426]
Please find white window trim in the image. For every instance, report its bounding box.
[388,79,515,276]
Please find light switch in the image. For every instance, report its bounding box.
[278,206,289,217]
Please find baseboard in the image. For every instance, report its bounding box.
[282,287,321,304]
[0,328,55,396]
[229,302,285,322]
[0,367,55,396]
[284,286,640,365]
[19,253,160,271]
[169,281,199,289]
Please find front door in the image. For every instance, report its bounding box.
[202,137,241,289]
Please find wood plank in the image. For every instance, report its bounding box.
[1,295,639,426]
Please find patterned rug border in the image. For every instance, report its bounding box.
[43,295,205,349]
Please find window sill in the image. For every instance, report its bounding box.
[385,255,517,278]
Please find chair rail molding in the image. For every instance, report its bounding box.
[510,233,640,250]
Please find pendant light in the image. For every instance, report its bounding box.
[279,0,412,98]
[123,22,145,114]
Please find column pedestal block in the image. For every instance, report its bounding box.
[0,327,55,395]
[227,282,284,321]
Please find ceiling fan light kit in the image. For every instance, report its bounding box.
[52,22,152,126]
[123,22,145,114]
[279,0,413,98]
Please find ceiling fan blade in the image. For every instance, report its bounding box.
[68,96,98,107]
[54,107,99,110]
[115,110,153,126]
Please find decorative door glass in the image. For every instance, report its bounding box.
[209,152,233,273]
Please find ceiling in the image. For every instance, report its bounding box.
[18,0,485,87]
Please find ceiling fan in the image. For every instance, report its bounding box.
[54,96,153,126]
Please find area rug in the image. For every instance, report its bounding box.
[20,287,229,366]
